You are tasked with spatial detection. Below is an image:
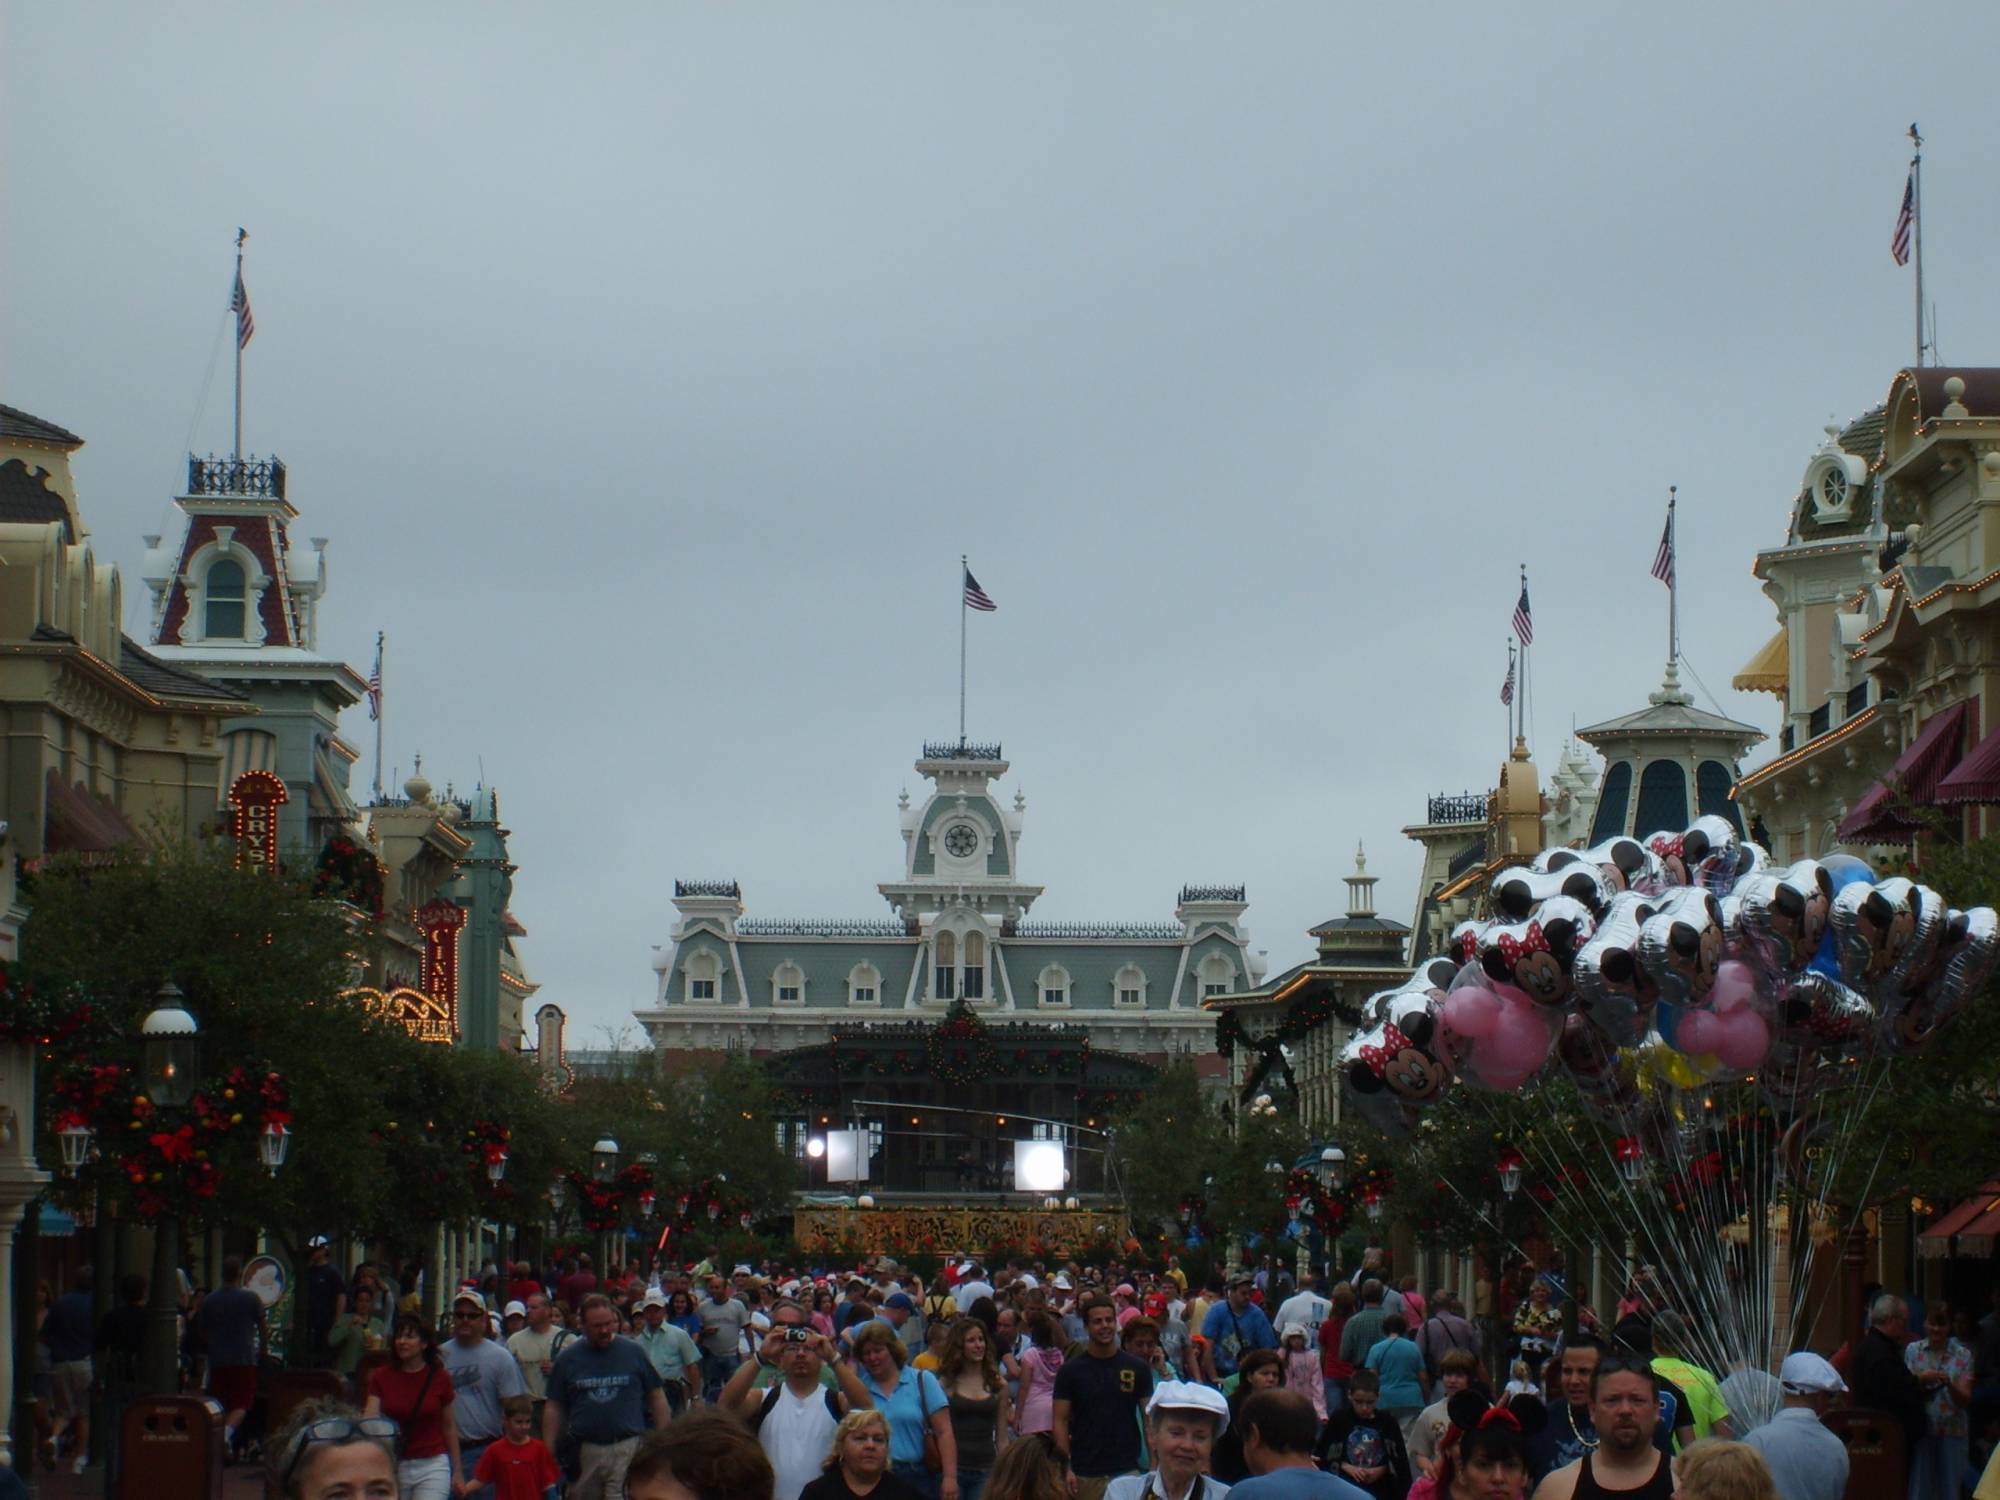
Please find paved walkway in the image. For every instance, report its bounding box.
[30,1455,265,1498]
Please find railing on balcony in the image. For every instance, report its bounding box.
[1427,792,1490,825]
[187,453,286,499]
[1808,703,1831,740]
[921,740,1003,761]
[1845,682,1870,720]
[1178,885,1246,905]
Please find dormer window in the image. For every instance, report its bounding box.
[771,961,805,1006]
[684,949,721,1003]
[205,558,247,638]
[1039,964,1071,1008]
[962,931,986,1000]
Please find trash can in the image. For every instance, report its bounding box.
[120,1394,223,1500]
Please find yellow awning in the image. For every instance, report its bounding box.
[1733,627,1788,695]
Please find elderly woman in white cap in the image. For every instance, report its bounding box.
[1105,1381,1232,1500]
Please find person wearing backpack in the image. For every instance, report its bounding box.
[720,1299,874,1500]
[1416,1291,1483,1389]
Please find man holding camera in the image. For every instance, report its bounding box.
[720,1299,874,1500]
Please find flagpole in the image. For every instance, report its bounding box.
[1518,563,1529,751]
[959,554,968,749]
[373,631,386,802]
[1909,123,1926,366]
[1667,486,1678,667]
[233,228,246,460]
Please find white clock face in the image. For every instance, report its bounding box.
[943,824,980,858]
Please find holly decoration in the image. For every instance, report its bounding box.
[313,837,386,919]
[52,1060,287,1220]
[0,962,93,1047]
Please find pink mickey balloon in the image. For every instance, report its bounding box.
[1710,959,1761,1015]
[1676,1009,1723,1056]
[1711,1006,1771,1070]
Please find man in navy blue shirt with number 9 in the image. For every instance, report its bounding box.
[1053,1295,1155,1500]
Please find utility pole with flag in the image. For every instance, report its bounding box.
[960,559,997,748]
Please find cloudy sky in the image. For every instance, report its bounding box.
[8,4,1999,1044]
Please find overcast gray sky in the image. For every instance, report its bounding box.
[9,3,2000,1044]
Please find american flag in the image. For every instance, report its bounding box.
[232,272,256,349]
[963,568,997,613]
[1651,499,1676,589]
[1511,582,1533,646]
[365,634,383,721]
[1500,657,1515,707]
[1892,170,1914,267]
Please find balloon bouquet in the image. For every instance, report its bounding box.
[1342,815,1999,1171]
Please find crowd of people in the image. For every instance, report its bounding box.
[201,1241,2000,1500]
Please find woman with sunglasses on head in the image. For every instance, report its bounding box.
[363,1314,463,1500]
[268,1398,400,1500]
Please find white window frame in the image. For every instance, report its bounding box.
[684,949,722,1004]
[847,962,882,1007]
[771,961,806,1007]
[1113,962,1148,1008]
[177,531,273,647]
[1198,951,1236,1001]
[933,931,957,1000]
[962,930,987,1001]
[1038,964,1071,1009]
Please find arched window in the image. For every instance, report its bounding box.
[933,932,956,1000]
[771,961,805,1006]
[205,558,247,638]
[1038,964,1070,1008]
[1198,952,1236,1001]
[1696,761,1743,833]
[683,949,720,1003]
[962,931,986,1000]
[1634,760,1689,840]
[1113,963,1147,1008]
[847,963,881,1007]
[1591,761,1633,843]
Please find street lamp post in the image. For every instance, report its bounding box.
[141,989,200,1395]
[591,1139,619,1269]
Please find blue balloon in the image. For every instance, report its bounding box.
[1818,853,1873,891]
[1654,1000,1686,1051]
[1246,1233,1264,1250]
[1185,1232,1204,1248]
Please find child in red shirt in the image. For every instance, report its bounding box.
[472,1396,561,1500]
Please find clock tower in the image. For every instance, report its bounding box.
[880,740,1044,937]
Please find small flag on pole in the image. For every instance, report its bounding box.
[1892,169,1915,266]
[963,568,997,612]
[1511,582,1533,646]
[1651,499,1676,589]
[365,635,383,721]
[231,271,256,349]
[1500,656,1515,707]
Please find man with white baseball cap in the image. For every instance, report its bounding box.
[635,1290,702,1414]
[1106,1382,1232,1500]
[442,1290,526,1499]
[1736,1353,1850,1500]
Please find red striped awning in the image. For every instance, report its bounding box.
[1836,701,1970,840]
[1919,1179,2000,1259]
[1936,714,2000,804]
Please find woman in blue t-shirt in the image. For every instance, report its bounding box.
[854,1319,959,1500]
[1363,1313,1428,1433]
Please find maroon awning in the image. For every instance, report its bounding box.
[1835,701,1970,840]
[1919,1178,2000,1259]
[1936,715,2000,804]
[42,770,138,854]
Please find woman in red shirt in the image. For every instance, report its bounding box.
[363,1315,462,1500]
[1318,1281,1357,1415]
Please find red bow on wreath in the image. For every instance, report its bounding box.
[1497,924,1549,964]
[1359,1022,1411,1076]
[151,1125,196,1163]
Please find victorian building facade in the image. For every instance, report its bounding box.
[1733,369,2000,856]
[0,403,249,866]
[634,740,1257,1195]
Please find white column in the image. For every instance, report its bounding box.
[0,1041,51,1467]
